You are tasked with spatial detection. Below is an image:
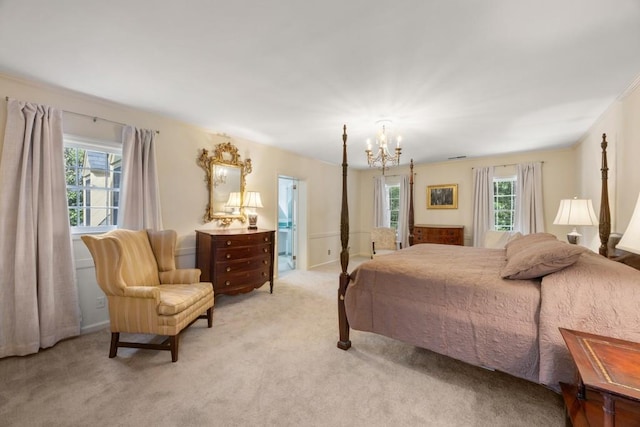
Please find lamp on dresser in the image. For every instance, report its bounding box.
[553,197,599,244]
[243,191,263,230]
[225,192,242,215]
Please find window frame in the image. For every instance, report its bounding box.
[493,176,517,231]
[64,134,123,235]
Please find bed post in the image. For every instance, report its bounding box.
[408,159,415,246]
[599,133,611,257]
[337,125,352,350]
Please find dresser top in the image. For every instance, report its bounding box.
[196,228,274,236]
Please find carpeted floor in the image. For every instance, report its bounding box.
[0,259,564,426]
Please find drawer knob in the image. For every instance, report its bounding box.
[263,248,268,253]
[226,254,231,259]
[264,237,269,242]
[226,266,231,272]
[263,260,268,265]
[226,240,232,246]
[262,272,267,277]
[225,280,231,286]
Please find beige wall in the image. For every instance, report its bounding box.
[575,76,640,251]
[357,147,577,249]
[0,73,362,332]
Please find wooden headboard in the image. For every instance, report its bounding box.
[337,127,612,349]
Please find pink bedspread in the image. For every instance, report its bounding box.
[345,244,541,383]
[345,243,640,390]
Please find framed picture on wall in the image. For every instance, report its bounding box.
[427,184,458,209]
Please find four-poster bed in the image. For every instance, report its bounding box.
[337,127,640,390]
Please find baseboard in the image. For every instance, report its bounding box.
[81,321,109,335]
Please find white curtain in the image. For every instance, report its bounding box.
[372,175,388,227]
[472,166,494,246]
[120,126,163,230]
[397,175,410,249]
[515,162,545,234]
[0,99,80,358]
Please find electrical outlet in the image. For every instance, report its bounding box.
[328,249,331,255]
[96,296,106,309]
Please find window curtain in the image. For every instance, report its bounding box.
[120,126,163,230]
[372,175,388,227]
[515,162,544,234]
[472,166,494,246]
[397,175,410,249]
[0,99,80,358]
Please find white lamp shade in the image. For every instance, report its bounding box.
[242,191,263,209]
[553,198,599,226]
[617,193,640,255]
[225,192,242,207]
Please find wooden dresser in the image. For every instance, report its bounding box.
[412,224,464,246]
[196,229,275,296]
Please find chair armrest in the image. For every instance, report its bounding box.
[159,269,202,284]
[123,286,160,304]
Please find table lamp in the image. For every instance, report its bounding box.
[225,192,242,215]
[617,193,640,255]
[243,191,263,230]
[553,197,598,244]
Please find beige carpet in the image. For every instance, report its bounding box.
[0,259,564,426]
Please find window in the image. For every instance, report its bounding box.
[386,183,400,230]
[64,136,122,232]
[493,177,516,231]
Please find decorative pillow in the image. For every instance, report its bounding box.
[501,239,586,279]
[504,232,558,260]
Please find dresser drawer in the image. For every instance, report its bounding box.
[214,254,272,276]
[213,233,273,248]
[215,266,271,291]
[215,243,272,261]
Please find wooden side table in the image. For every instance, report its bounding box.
[559,328,640,427]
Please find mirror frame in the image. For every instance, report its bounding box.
[198,142,252,225]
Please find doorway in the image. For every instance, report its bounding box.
[278,176,299,274]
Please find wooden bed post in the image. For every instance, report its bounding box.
[337,125,352,350]
[599,133,611,257]
[408,159,415,247]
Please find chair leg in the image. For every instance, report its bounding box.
[170,335,179,362]
[109,333,119,358]
[207,306,213,328]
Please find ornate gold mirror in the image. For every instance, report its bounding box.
[198,142,252,225]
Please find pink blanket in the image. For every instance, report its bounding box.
[345,244,640,390]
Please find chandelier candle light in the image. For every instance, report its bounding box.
[366,120,402,175]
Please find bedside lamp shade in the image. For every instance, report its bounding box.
[553,198,598,244]
[242,191,263,229]
[617,193,640,255]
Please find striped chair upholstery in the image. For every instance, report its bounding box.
[82,229,214,362]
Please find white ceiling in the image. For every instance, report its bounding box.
[1,1,640,169]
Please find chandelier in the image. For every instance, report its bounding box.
[213,166,227,187]
[365,120,402,175]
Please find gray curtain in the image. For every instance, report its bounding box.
[120,126,162,230]
[0,99,80,357]
[472,166,494,246]
[373,175,388,227]
[398,175,410,249]
[515,162,544,234]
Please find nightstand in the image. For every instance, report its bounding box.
[559,328,640,426]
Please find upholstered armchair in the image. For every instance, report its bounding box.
[371,227,401,258]
[82,229,214,362]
